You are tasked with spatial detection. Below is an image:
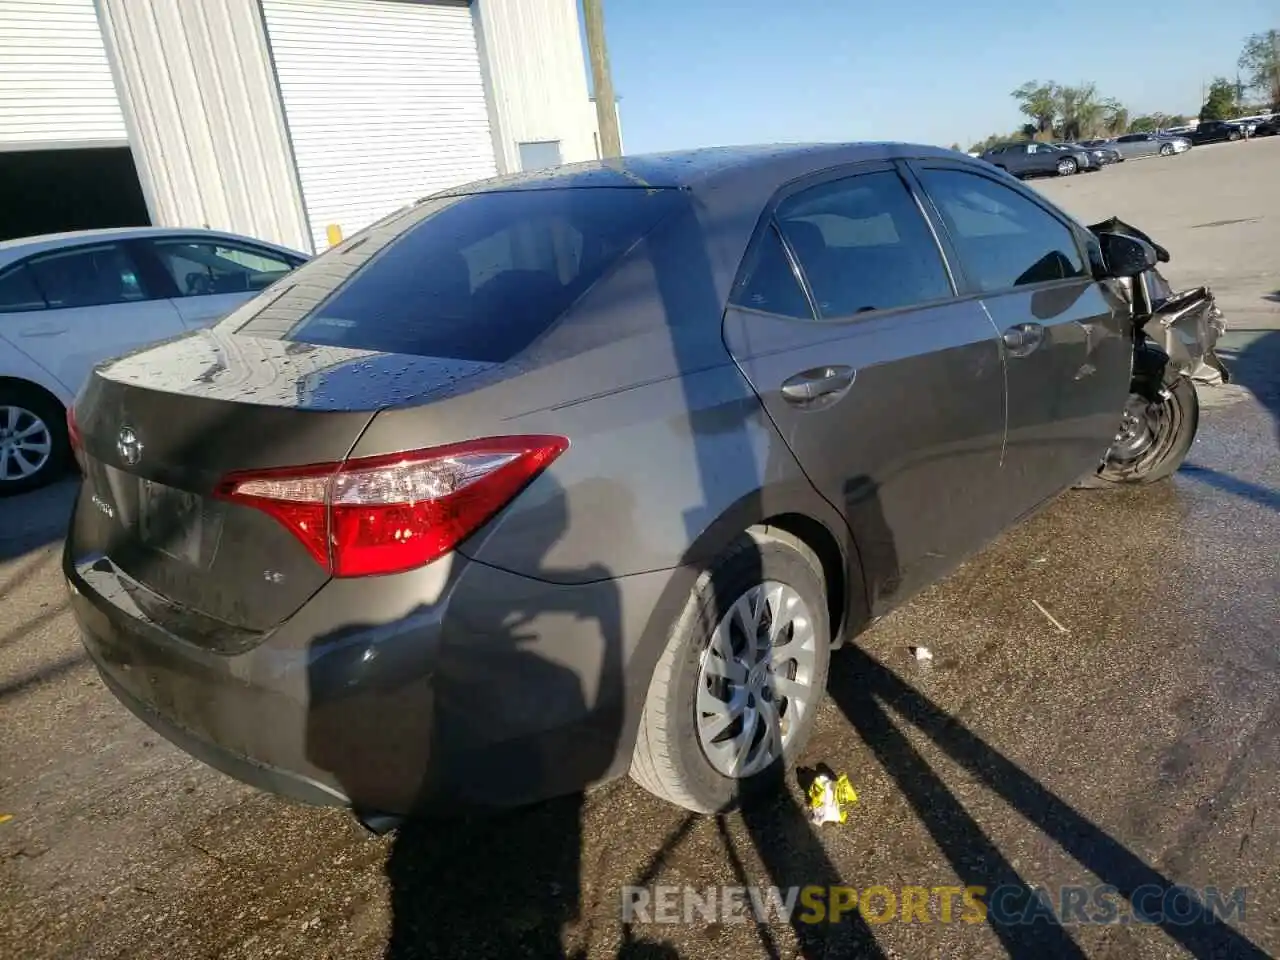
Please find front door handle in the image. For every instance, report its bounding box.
[1002,322,1045,358]
[780,365,855,404]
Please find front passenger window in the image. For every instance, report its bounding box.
[152,240,297,297]
[917,169,1085,292]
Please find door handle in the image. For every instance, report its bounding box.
[1002,323,1045,358]
[780,365,855,404]
[19,323,68,337]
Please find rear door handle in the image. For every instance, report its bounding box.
[19,323,68,337]
[780,365,855,404]
[1002,322,1045,358]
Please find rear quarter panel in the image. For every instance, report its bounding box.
[0,333,74,404]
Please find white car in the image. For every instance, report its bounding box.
[0,226,308,494]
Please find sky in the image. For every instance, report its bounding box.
[589,0,1276,153]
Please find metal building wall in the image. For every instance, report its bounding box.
[472,0,597,173]
[94,0,311,251]
[0,0,127,149]
[260,0,498,252]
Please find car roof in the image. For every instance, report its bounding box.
[436,143,967,196]
[0,226,307,266]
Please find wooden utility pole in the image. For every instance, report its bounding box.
[583,0,622,157]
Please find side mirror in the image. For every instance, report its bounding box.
[1098,232,1158,279]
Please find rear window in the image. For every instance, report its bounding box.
[225,188,679,363]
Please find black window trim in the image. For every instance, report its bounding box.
[2,240,158,312]
[903,157,1093,299]
[728,158,964,325]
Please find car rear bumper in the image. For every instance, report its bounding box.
[67,530,671,817]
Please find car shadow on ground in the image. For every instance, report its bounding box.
[828,646,1271,959]
[1213,325,1280,442]
[0,476,75,565]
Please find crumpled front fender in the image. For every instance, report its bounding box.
[1147,286,1230,385]
[1088,216,1229,385]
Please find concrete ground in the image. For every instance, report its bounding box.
[2,139,1278,960]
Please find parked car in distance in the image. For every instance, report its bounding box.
[1187,120,1251,144]
[1056,141,1121,165]
[980,141,1095,178]
[1109,132,1190,159]
[0,227,308,494]
[65,144,1206,825]
[1254,115,1279,136]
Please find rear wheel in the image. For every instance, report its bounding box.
[1056,157,1078,176]
[1080,373,1198,486]
[0,385,69,497]
[630,527,830,813]
[1228,130,1240,142]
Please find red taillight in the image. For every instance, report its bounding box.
[215,436,568,578]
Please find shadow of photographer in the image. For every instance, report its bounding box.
[304,475,625,959]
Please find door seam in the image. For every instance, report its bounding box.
[977,297,1009,467]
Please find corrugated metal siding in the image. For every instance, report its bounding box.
[96,0,311,252]
[261,0,497,252]
[0,0,127,148]
[472,0,596,173]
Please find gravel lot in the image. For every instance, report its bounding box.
[2,138,1278,960]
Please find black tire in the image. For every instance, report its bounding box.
[1159,143,1175,156]
[1079,374,1198,487]
[630,526,831,813]
[0,383,70,497]
[1056,157,1078,176]
[1228,131,1240,142]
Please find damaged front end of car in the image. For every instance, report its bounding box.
[1089,215,1230,387]
[1079,217,1229,486]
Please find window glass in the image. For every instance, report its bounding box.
[731,226,813,319]
[153,240,296,297]
[917,169,1086,292]
[228,187,681,363]
[25,244,146,309]
[0,265,45,312]
[775,170,952,317]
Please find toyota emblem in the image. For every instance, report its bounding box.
[117,426,143,466]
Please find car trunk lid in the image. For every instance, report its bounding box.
[69,329,495,636]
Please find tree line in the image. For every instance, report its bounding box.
[959,27,1278,153]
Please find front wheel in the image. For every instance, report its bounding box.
[1159,143,1175,156]
[1056,157,1078,176]
[1081,374,1198,486]
[630,527,830,813]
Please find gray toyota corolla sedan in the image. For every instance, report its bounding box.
[65,144,1190,824]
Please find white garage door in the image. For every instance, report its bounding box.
[261,0,498,252]
[0,0,127,148]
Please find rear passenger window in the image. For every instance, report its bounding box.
[25,244,147,309]
[731,226,813,319]
[0,265,45,313]
[917,169,1085,292]
[775,170,952,318]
